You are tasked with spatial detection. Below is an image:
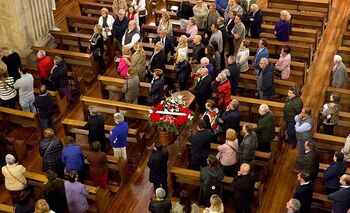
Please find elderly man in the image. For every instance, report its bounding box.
[1,47,21,81]
[205,4,221,38]
[194,67,212,113]
[257,58,275,100]
[248,4,263,38]
[295,107,313,155]
[255,104,275,152]
[253,38,269,74]
[113,9,129,51]
[122,20,140,49]
[84,106,106,151]
[225,55,240,95]
[155,30,174,58]
[328,174,350,213]
[232,15,246,56]
[33,85,55,131]
[284,87,303,149]
[295,140,319,182]
[109,113,129,160]
[36,50,54,86]
[149,188,172,212]
[332,55,349,88]
[238,124,257,165]
[191,35,205,64]
[148,41,166,82]
[200,57,215,80]
[293,172,314,213]
[221,99,242,134]
[14,69,36,113]
[232,163,255,213]
[193,0,209,31]
[286,198,301,213]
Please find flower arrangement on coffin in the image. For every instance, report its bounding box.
[149,94,194,134]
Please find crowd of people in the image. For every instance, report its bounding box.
[1,0,350,212]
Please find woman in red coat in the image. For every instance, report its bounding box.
[216,72,231,110]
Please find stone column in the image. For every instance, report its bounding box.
[0,0,55,62]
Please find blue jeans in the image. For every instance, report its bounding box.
[19,98,36,113]
[286,122,297,146]
[299,139,306,155]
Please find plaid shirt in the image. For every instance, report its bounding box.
[39,137,64,172]
[86,151,108,176]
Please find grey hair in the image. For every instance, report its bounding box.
[228,55,236,62]
[334,55,342,63]
[288,199,301,211]
[155,188,166,199]
[259,104,269,114]
[260,58,269,64]
[1,47,13,54]
[200,57,209,64]
[218,72,227,81]
[37,50,46,57]
[250,4,259,10]
[118,9,126,15]
[89,106,99,115]
[5,154,16,165]
[114,113,124,124]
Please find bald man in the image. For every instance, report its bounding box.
[122,20,140,49]
[232,163,255,213]
[191,35,205,64]
[328,174,350,213]
[33,85,55,130]
[194,67,212,113]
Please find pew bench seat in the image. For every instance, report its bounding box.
[0,204,14,213]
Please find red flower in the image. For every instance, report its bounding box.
[150,113,161,122]
[178,104,183,110]
[180,107,191,115]
[174,116,189,126]
[154,104,164,111]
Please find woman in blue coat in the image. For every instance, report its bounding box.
[324,151,346,194]
[274,10,291,42]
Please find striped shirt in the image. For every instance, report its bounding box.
[0,77,17,100]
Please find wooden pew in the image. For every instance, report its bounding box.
[0,106,43,141]
[0,204,14,213]
[79,2,113,17]
[248,38,313,66]
[33,88,68,118]
[260,23,319,48]
[65,15,98,34]
[62,117,144,170]
[312,192,333,211]
[342,31,350,47]
[313,133,345,150]
[80,95,151,121]
[31,46,99,83]
[49,30,114,66]
[267,0,331,20]
[98,75,151,99]
[262,8,326,33]
[24,171,110,213]
[319,163,350,174]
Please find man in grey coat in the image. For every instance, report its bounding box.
[332,55,348,88]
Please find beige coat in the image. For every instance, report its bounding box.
[129,52,146,81]
[193,3,209,29]
[122,75,140,102]
[112,0,128,15]
[321,102,340,125]
[2,164,27,191]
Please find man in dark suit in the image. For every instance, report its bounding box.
[293,172,313,213]
[295,140,319,182]
[328,174,350,213]
[225,55,240,95]
[148,41,166,82]
[194,67,212,113]
[154,30,174,60]
[189,120,212,170]
[84,106,106,152]
[238,124,257,165]
[248,4,263,38]
[232,163,255,213]
[147,142,169,196]
[33,85,55,131]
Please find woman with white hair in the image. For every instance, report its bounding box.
[175,53,192,91]
[216,73,231,110]
[274,10,291,42]
[1,47,21,81]
[332,55,349,88]
[1,154,27,204]
[98,8,115,41]
[109,113,129,160]
[149,188,172,212]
